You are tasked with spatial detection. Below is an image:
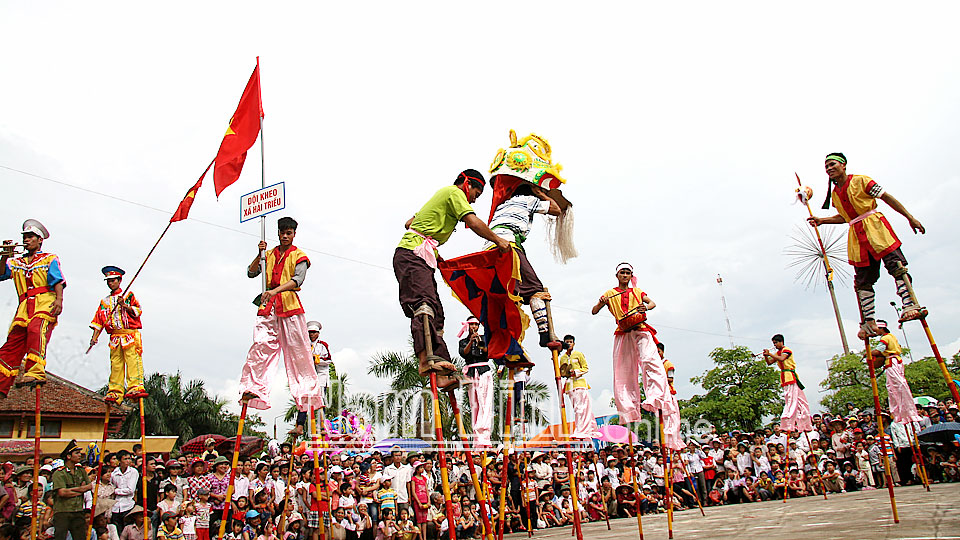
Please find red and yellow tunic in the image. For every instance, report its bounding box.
[879,333,903,368]
[90,290,142,348]
[776,348,798,387]
[2,252,65,331]
[559,350,590,392]
[831,174,901,267]
[663,358,677,395]
[602,287,654,335]
[258,246,310,318]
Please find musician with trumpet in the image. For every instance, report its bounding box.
[592,262,668,423]
[89,266,148,404]
[0,219,66,397]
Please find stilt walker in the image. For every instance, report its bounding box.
[856,300,899,523]
[869,319,929,489]
[447,390,494,540]
[0,220,64,540]
[86,404,111,540]
[543,294,584,540]
[558,336,601,440]
[658,414,672,540]
[794,175,850,354]
[761,334,819,501]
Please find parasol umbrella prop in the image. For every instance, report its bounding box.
[914,396,939,407]
[179,434,227,455]
[917,422,960,444]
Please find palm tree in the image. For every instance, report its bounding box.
[359,345,552,443]
[283,368,353,428]
[104,372,266,445]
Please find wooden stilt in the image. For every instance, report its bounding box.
[496,369,515,540]
[86,404,111,540]
[30,385,41,540]
[428,372,457,540]
[317,407,333,540]
[447,390,494,540]
[419,307,457,540]
[594,454,611,531]
[895,265,960,403]
[673,451,705,516]
[310,406,326,540]
[802,431,828,500]
[658,414,672,539]
[516,390,533,538]
[624,441,645,540]
[907,422,930,491]
[138,397,148,533]
[542,289,583,540]
[217,398,249,540]
[856,293,899,524]
[278,437,295,532]
[782,431,791,503]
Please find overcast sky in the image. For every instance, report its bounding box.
[2,2,959,437]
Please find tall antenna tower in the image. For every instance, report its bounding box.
[717,274,735,347]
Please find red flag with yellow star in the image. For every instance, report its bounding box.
[170,161,213,222]
[213,64,263,197]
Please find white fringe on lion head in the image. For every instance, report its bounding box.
[545,207,578,264]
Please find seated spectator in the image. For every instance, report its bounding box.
[842,463,861,493]
[615,486,636,518]
[786,468,807,498]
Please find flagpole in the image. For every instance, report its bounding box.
[257,56,267,295]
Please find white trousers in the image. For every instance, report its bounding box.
[240,312,323,411]
[469,370,494,446]
[780,383,813,432]
[612,330,667,422]
[569,387,600,439]
[661,391,684,451]
[885,360,921,423]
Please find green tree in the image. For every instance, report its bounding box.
[105,372,266,445]
[358,346,551,442]
[679,346,781,432]
[819,351,887,415]
[904,352,960,402]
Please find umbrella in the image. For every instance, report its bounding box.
[371,438,430,452]
[596,425,639,445]
[917,422,960,444]
[914,396,939,407]
[180,434,227,454]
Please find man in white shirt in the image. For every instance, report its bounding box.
[684,441,707,504]
[385,452,415,517]
[110,450,139,531]
[767,425,788,449]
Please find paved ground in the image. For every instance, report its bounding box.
[506,483,960,540]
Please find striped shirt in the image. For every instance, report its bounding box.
[485,195,551,246]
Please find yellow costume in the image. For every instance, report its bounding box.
[559,351,590,392]
[258,246,309,317]
[91,281,146,402]
[830,174,901,267]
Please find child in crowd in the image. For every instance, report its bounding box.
[195,489,213,540]
[180,501,198,540]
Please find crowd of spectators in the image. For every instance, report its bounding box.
[1,400,957,540]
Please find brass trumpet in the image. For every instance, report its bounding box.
[0,243,25,257]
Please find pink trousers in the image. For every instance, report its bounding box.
[569,387,600,439]
[885,360,921,423]
[240,312,323,411]
[612,330,667,423]
[780,383,813,432]
[468,370,494,446]
[661,392,684,451]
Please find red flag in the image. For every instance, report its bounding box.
[170,161,213,222]
[213,64,263,197]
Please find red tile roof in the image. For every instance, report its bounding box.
[0,372,130,417]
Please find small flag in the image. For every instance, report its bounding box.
[213,64,263,197]
[170,162,213,223]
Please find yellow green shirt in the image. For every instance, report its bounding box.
[398,186,475,251]
[559,350,590,392]
[879,333,903,367]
